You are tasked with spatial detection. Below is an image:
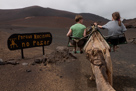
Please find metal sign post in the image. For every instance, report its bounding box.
[42,46,45,55]
[21,48,24,59]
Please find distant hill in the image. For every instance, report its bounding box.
[0,6,109,28]
[0,6,108,22]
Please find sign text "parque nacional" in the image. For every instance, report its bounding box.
[8,32,52,50]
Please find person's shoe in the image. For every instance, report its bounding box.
[80,50,83,54]
[116,45,119,48]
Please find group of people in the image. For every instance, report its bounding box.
[67,12,127,53]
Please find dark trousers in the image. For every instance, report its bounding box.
[70,39,87,48]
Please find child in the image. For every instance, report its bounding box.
[67,15,86,53]
[97,12,127,52]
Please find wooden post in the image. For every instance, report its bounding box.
[21,48,24,59]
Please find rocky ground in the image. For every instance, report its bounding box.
[0,25,136,91]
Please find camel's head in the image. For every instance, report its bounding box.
[87,48,105,66]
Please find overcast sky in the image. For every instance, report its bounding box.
[0,0,136,20]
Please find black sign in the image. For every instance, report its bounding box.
[7,32,52,50]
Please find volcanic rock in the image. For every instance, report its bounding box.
[6,61,19,65]
[46,46,77,64]
[0,59,5,65]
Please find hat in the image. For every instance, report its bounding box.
[75,15,83,22]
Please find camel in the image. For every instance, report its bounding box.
[84,26,115,91]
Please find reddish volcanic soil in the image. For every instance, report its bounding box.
[1,16,93,28]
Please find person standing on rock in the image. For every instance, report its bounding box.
[67,15,86,54]
[96,12,127,52]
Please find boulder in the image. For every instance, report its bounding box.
[34,59,43,64]
[0,59,5,65]
[46,46,77,64]
[22,63,28,66]
[6,61,19,65]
